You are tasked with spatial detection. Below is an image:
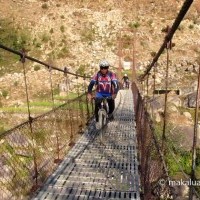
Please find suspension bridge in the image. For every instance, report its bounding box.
[31,90,140,200]
[1,0,200,199]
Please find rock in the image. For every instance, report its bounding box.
[168,95,182,107]
[168,104,178,112]
[185,92,197,108]
[59,91,67,96]
[155,112,161,122]
[171,185,189,200]
[183,112,192,120]
[198,124,200,142]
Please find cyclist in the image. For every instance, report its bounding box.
[122,74,129,89]
[87,60,119,126]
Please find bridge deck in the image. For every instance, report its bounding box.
[32,90,140,200]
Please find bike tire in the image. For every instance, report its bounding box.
[99,109,107,129]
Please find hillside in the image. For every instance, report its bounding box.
[0,0,200,127]
[0,0,199,69]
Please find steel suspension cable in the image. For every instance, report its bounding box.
[0,43,90,79]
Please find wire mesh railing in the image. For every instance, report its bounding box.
[132,82,172,199]
[0,45,94,199]
[135,0,200,199]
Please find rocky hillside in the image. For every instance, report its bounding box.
[0,0,200,105]
[0,0,199,66]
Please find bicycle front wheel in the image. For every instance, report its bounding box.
[99,109,107,129]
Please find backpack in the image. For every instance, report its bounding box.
[95,71,119,94]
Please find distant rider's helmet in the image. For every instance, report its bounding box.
[99,60,110,69]
[124,74,127,76]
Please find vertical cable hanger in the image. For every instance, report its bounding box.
[76,73,80,125]
[21,49,31,121]
[189,62,200,199]
[84,74,91,120]
[76,74,81,131]
[76,73,80,97]
[68,74,79,147]
[153,62,157,99]
[48,65,55,109]
[150,62,157,118]
[64,67,69,101]
[48,65,61,163]
[144,73,150,110]
[78,74,86,132]
[21,49,39,189]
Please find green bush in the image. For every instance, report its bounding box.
[35,42,42,48]
[34,65,41,71]
[179,151,191,174]
[189,24,194,29]
[121,35,132,48]
[76,64,89,76]
[42,3,48,9]
[41,33,50,43]
[165,145,192,177]
[2,90,8,98]
[49,28,54,34]
[106,40,113,47]
[128,21,140,29]
[0,19,30,50]
[60,25,65,33]
[49,41,55,48]
[147,19,153,26]
[196,148,200,166]
[14,81,18,86]
[0,125,5,134]
[57,47,70,59]
[166,155,180,176]
[153,122,192,177]
[81,27,95,43]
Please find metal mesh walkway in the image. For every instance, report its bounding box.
[32,90,140,200]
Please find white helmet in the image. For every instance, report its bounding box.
[99,60,110,68]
